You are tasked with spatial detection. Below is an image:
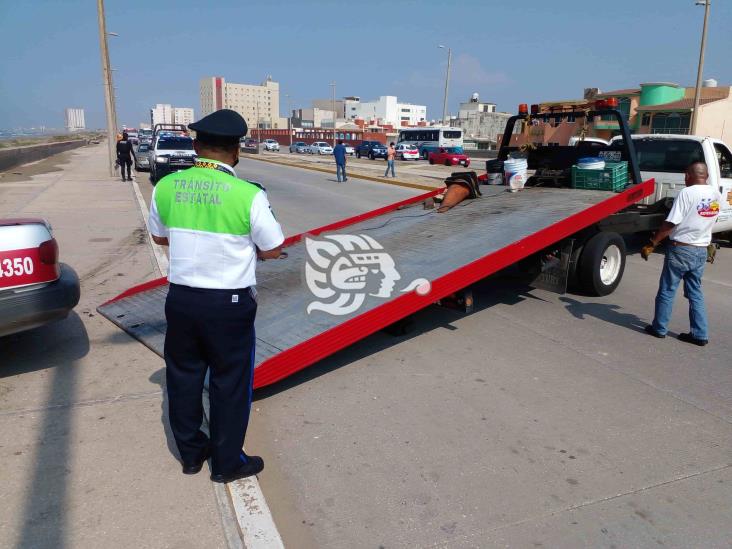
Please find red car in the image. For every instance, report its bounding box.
[0,218,80,337]
[428,147,470,167]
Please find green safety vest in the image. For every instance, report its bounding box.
[154,159,261,236]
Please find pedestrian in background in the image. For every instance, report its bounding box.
[642,162,720,346]
[333,139,348,182]
[149,109,284,483]
[116,131,135,182]
[384,142,396,178]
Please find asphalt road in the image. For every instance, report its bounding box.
[6,150,730,548]
[217,163,732,547]
[135,158,732,547]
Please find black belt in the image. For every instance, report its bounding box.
[670,240,706,248]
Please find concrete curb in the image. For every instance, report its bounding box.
[243,154,439,192]
[129,172,284,549]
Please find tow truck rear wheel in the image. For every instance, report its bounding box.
[578,232,626,296]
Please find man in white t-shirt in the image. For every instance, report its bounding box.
[642,162,720,345]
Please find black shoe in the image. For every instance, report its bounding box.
[678,332,708,346]
[644,325,666,339]
[182,448,210,475]
[210,455,264,483]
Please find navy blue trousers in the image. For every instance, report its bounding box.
[164,283,257,475]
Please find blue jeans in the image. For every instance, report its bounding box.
[336,163,347,182]
[652,244,708,339]
[384,159,395,177]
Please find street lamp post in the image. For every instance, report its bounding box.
[96,0,118,176]
[439,45,452,127]
[691,0,711,134]
[330,81,337,147]
[285,94,292,146]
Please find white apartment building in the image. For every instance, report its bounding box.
[173,107,195,126]
[345,96,427,127]
[65,108,85,132]
[150,103,174,126]
[200,76,282,129]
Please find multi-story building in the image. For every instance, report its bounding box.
[173,107,195,126]
[291,108,335,129]
[64,108,85,132]
[590,81,732,140]
[200,76,282,130]
[150,103,174,126]
[458,94,496,118]
[450,94,511,149]
[343,96,427,127]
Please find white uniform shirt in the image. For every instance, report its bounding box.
[666,184,721,246]
[148,160,284,289]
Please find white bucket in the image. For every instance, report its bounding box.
[504,158,528,192]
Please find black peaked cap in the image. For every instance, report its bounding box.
[188,109,248,138]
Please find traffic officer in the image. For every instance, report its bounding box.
[148,109,284,483]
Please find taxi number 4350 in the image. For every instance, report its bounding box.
[0,257,34,278]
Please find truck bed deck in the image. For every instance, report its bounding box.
[98,180,654,388]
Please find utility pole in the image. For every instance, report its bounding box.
[330,81,337,147]
[285,94,292,146]
[691,0,711,134]
[97,0,117,176]
[439,45,452,127]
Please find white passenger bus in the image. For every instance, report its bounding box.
[397,127,464,159]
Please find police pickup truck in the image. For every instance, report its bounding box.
[149,124,197,184]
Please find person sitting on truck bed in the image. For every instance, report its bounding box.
[642,162,721,346]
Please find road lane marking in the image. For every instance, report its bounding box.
[129,174,169,276]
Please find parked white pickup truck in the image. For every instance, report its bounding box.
[610,134,732,234]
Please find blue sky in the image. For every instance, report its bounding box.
[1,0,730,130]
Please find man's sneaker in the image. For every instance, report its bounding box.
[678,332,708,346]
[644,325,666,339]
[210,455,264,483]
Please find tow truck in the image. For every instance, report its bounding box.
[99,99,660,389]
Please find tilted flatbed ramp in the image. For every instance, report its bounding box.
[98,179,653,388]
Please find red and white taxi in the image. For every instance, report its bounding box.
[395,143,420,160]
[0,218,80,337]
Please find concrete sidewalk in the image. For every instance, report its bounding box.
[0,145,228,548]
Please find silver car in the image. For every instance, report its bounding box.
[134,143,151,171]
[289,141,308,153]
[263,139,280,152]
[309,141,333,155]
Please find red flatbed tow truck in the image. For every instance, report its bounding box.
[98,100,655,389]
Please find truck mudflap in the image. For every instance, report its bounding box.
[98,179,654,389]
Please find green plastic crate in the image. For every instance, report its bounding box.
[571,161,629,192]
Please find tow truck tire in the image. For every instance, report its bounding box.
[356,152,361,159]
[578,232,626,296]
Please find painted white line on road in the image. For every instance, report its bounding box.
[129,174,169,276]
[131,172,284,549]
[228,478,285,549]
